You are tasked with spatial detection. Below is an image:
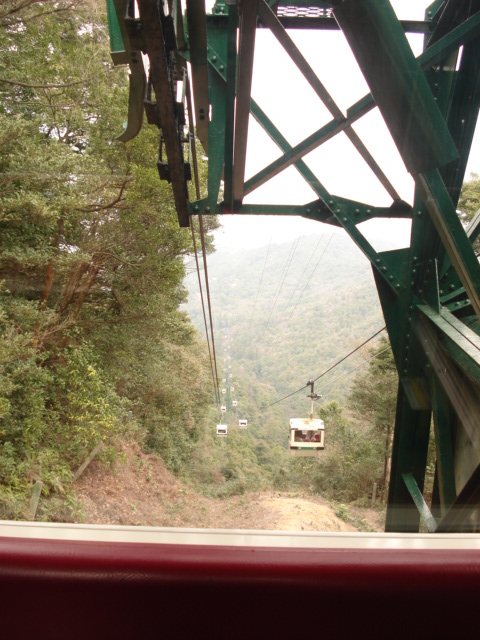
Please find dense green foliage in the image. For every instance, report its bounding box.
[0,0,217,518]
[312,402,384,503]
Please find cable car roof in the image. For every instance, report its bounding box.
[290,418,324,429]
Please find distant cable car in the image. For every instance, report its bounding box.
[220,405,226,413]
[289,380,324,457]
[229,374,232,379]
[232,400,238,407]
[230,387,234,392]
[216,424,227,437]
[238,419,247,429]
[222,388,226,394]
[222,378,226,383]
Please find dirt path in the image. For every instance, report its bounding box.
[74,440,384,532]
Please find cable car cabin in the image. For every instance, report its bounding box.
[222,388,226,394]
[289,418,325,457]
[216,424,227,437]
[220,405,226,413]
[232,400,238,407]
[238,419,248,429]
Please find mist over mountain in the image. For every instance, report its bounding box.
[185,230,385,422]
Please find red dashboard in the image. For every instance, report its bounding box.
[1,524,479,638]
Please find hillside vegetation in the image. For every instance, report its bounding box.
[0,0,217,520]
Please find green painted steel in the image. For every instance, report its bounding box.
[105,0,127,64]
[402,473,438,532]
[416,170,480,318]
[105,0,146,141]
[430,379,457,518]
[223,6,239,212]
[333,0,459,175]
[107,0,480,532]
[185,0,209,153]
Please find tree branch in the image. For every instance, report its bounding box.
[0,72,105,91]
[74,179,132,214]
[0,1,79,26]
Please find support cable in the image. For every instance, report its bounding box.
[266,326,386,407]
[250,235,273,332]
[268,232,335,345]
[315,345,391,397]
[286,234,326,321]
[189,220,220,405]
[268,234,329,348]
[259,236,300,339]
[198,214,221,401]
[287,232,334,322]
[311,326,386,384]
[186,78,220,404]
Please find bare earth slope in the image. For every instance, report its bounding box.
[75,440,384,532]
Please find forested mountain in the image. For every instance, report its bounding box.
[186,231,385,416]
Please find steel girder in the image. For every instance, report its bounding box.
[107,0,480,532]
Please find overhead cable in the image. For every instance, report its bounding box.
[287,232,334,322]
[250,235,272,332]
[266,326,386,408]
[260,236,300,339]
[316,345,391,396]
[269,232,335,349]
[187,79,220,405]
[189,219,220,405]
[311,326,386,384]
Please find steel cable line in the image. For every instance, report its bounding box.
[186,80,220,405]
[198,216,221,400]
[189,219,220,405]
[267,383,313,408]
[286,232,334,322]
[266,326,386,408]
[311,326,386,384]
[269,232,335,348]
[259,236,300,339]
[285,233,326,321]
[315,345,391,398]
[250,235,273,332]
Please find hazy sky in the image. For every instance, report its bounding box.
[211,0,480,252]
